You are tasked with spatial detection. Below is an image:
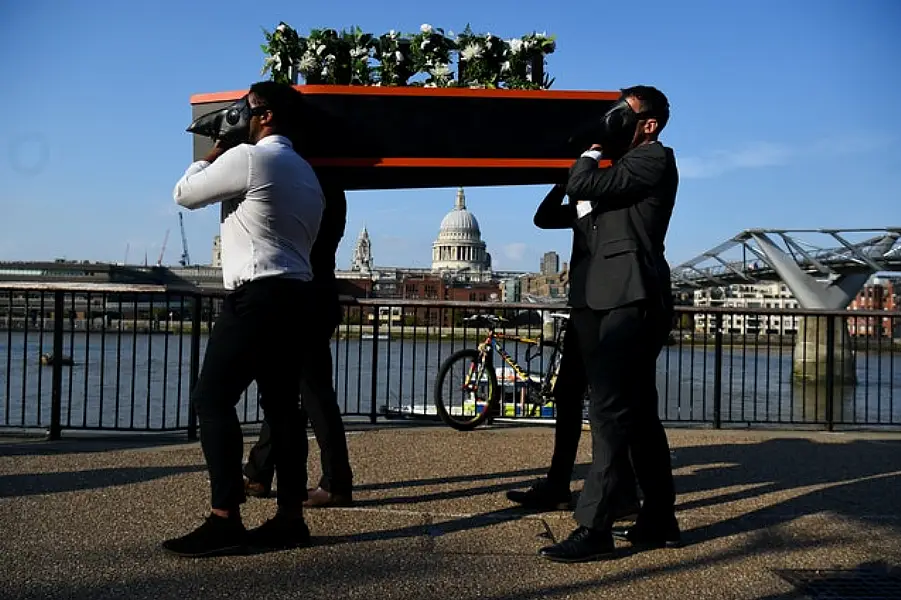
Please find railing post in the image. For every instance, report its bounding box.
[712,312,723,429]
[187,294,202,441]
[369,313,379,424]
[824,313,836,432]
[47,291,64,441]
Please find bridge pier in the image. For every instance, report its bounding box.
[747,232,872,384]
[794,315,856,383]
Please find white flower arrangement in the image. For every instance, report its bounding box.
[409,24,456,87]
[293,28,353,85]
[343,26,377,85]
[455,26,508,88]
[260,22,306,85]
[261,22,557,89]
[373,29,414,86]
[504,31,557,89]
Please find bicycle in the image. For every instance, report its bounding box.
[432,312,571,431]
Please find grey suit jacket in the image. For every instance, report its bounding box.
[565,142,678,312]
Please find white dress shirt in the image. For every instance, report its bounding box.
[173,135,324,290]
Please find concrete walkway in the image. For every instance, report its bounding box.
[1,424,900,599]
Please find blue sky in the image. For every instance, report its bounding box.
[1,0,898,272]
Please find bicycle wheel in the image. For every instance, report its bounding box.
[433,348,499,431]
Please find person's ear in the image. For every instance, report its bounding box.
[258,109,274,127]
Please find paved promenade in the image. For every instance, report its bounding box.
[1,423,900,599]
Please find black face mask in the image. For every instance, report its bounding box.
[186,95,253,143]
[597,97,654,159]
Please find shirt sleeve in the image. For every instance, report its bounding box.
[173,145,252,210]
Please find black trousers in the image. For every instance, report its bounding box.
[191,277,311,511]
[243,307,353,495]
[571,301,676,532]
[548,321,638,504]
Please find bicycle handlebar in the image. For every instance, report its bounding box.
[464,312,571,329]
[463,314,507,326]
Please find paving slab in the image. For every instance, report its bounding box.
[1,425,899,600]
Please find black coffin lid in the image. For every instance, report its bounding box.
[189,85,617,190]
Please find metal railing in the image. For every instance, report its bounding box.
[1,283,898,438]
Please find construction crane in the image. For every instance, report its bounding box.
[157,229,170,266]
[178,213,191,267]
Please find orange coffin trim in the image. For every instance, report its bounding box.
[190,85,621,105]
[306,157,613,169]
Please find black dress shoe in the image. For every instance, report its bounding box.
[507,478,571,511]
[247,513,311,550]
[612,518,683,549]
[162,514,248,558]
[538,526,616,563]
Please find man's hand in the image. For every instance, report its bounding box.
[203,139,236,164]
[578,143,604,163]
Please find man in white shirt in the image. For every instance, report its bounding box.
[163,81,324,558]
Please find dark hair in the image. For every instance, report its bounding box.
[248,80,304,136]
[621,85,670,131]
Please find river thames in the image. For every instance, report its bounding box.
[1,330,898,430]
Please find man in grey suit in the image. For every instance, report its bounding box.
[538,85,681,563]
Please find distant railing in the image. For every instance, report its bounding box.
[0,283,898,439]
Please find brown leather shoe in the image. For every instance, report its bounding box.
[244,478,271,498]
[303,487,352,508]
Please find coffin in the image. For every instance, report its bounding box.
[189,85,617,190]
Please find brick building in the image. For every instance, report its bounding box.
[847,278,898,338]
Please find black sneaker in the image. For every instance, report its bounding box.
[507,479,571,511]
[162,514,248,558]
[247,514,311,550]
